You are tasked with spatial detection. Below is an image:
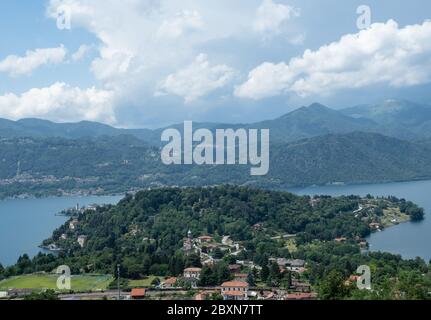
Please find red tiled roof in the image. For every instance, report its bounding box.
[131,288,146,297]
[198,236,213,240]
[234,273,248,278]
[184,267,202,272]
[286,293,317,300]
[164,277,177,285]
[221,281,249,288]
[222,291,246,297]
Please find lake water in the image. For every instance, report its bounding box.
[290,180,431,263]
[1,181,430,268]
[0,195,122,266]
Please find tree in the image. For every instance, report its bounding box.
[247,272,255,287]
[215,262,231,284]
[260,265,269,282]
[24,290,59,300]
[199,266,216,287]
[213,248,224,259]
[185,253,202,268]
[16,254,32,275]
[319,270,349,300]
[280,271,292,289]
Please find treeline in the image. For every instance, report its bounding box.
[2,186,422,283]
[296,242,431,300]
[3,132,431,199]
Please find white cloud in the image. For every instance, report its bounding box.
[253,0,300,35]
[0,45,67,77]
[0,82,116,124]
[157,10,203,39]
[156,54,235,103]
[236,20,431,99]
[71,44,93,61]
[45,1,256,95]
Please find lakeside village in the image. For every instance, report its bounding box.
[13,195,411,301]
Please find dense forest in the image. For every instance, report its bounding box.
[1,186,428,299]
[2,131,431,199]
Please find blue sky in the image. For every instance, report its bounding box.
[0,0,431,128]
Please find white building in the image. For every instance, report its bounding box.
[77,235,88,248]
[220,281,249,300]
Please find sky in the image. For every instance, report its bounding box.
[0,0,431,128]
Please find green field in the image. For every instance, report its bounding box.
[128,276,166,288]
[0,274,113,292]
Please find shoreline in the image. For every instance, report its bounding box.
[3,176,431,202]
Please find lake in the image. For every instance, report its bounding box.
[1,181,430,268]
[0,195,123,266]
[290,180,431,263]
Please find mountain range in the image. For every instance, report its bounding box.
[1,99,431,197]
[2,99,431,144]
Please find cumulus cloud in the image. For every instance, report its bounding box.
[157,10,203,39]
[71,44,93,61]
[0,82,116,124]
[253,0,300,35]
[156,54,235,103]
[0,45,67,76]
[236,20,431,99]
[45,0,256,95]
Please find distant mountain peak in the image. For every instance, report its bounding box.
[307,102,329,110]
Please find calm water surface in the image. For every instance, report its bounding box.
[1,181,430,267]
[290,180,431,262]
[0,195,122,266]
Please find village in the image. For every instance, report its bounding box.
[118,229,316,301]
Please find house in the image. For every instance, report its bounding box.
[253,223,263,230]
[69,219,79,230]
[258,291,275,300]
[184,267,201,288]
[161,277,177,289]
[7,288,34,297]
[286,259,305,272]
[184,267,202,279]
[359,241,368,248]
[221,281,249,301]
[233,274,248,282]
[334,237,347,243]
[77,235,87,248]
[201,243,218,254]
[60,233,67,240]
[197,235,213,244]
[290,280,311,293]
[130,288,146,300]
[228,264,242,274]
[183,267,202,286]
[183,230,195,255]
[286,292,317,300]
[269,258,289,267]
[195,290,218,300]
[345,275,361,286]
[310,198,321,207]
[369,222,381,230]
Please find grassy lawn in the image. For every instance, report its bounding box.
[0,274,113,292]
[128,276,166,288]
[381,207,410,227]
